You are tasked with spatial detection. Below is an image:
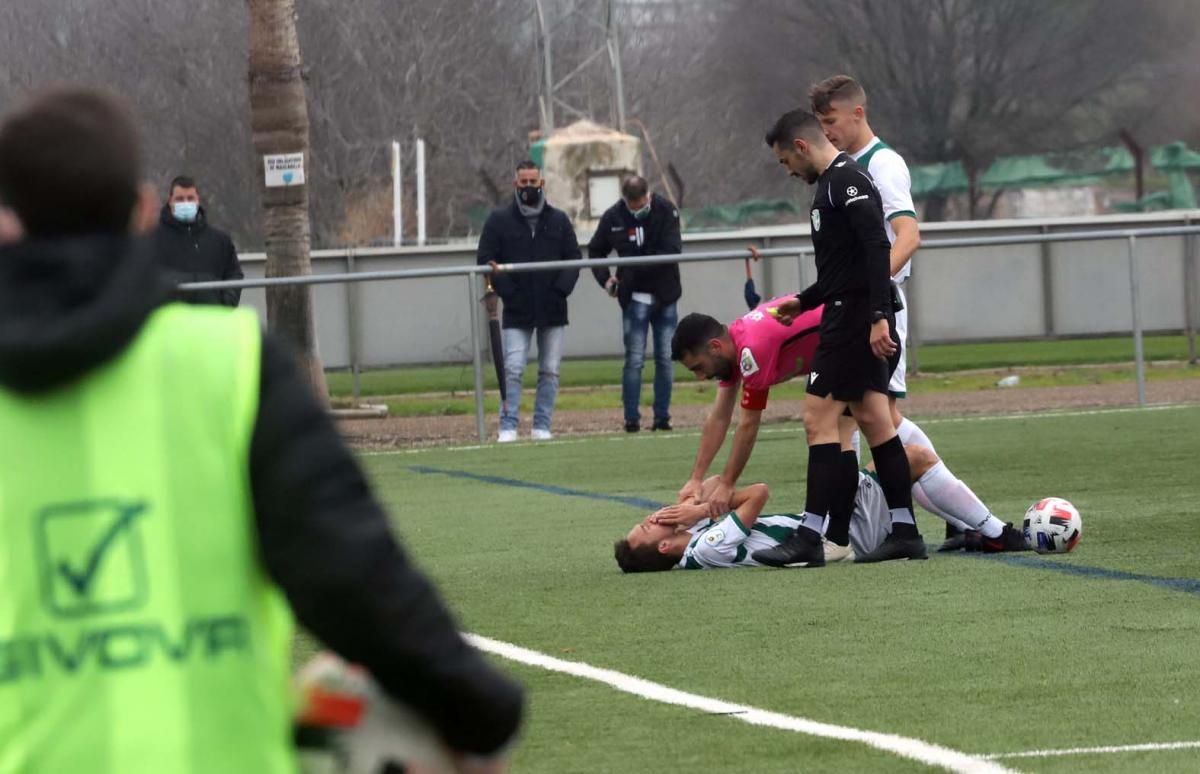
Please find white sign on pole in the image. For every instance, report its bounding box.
[264,152,305,187]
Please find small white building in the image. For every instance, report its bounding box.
[531,120,642,233]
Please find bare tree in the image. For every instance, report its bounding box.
[2,0,1197,238]
[247,0,327,397]
[714,0,1191,218]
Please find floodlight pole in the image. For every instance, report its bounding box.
[534,0,626,133]
[607,0,626,131]
[535,0,554,134]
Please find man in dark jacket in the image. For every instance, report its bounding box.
[477,160,580,442]
[0,87,520,774]
[588,175,682,432]
[153,175,244,306]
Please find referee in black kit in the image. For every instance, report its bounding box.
[752,109,927,566]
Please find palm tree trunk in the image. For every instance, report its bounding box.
[246,0,328,401]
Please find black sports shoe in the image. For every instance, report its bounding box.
[964,523,1029,553]
[652,419,672,431]
[751,527,825,568]
[854,532,929,563]
[937,531,967,552]
[624,422,640,433]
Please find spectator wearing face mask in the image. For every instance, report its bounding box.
[152,175,244,306]
[587,175,682,433]
[476,160,581,443]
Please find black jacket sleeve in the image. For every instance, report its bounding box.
[835,181,892,315]
[220,234,244,307]
[651,199,682,256]
[587,210,614,288]
[797,282,822,312]
[554,212,581,296]
[249,336,523,756]
[477,212,515,299]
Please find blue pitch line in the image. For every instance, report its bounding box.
[407,465,662,510]
[408,465,1200,599]
[968,553,1200,597]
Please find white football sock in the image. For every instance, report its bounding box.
[912,483,973,532]
[897,417,937,455]
[912,460,1004,538]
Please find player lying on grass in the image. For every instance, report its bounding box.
[614,443,1027,572]
[672,300,1026,563]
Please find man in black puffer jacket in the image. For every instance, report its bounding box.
[153,175,244,306]
[476,160,580,442]
[587,175,682,433]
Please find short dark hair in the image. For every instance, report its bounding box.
[168,175,197,195]
[0,87,140,238]
[620,175,648,201]
[809,75,867,115]
[613,539,677,573]
[763,108,826,149]
[671,313,725,361]
[516,160,539,173]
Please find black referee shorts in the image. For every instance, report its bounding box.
[806,297,898,403]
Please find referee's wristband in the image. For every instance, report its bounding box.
[870,311,889,323]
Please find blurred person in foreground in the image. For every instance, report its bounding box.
[0,86,520,774]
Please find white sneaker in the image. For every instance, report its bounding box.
[497,429,518,443]
[823,539,856,563]
[530,428,553,441]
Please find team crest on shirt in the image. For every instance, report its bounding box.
[704,528,725,546]
[739,347,759,377]
[811,209,821,232]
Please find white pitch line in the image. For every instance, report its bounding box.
[364,403,1198,457]
[466,633,1016,774]
[985,740,1200,760]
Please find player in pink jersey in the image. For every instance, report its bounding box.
[671,300,1027,559]
[724,297,823,410]
[669,298,821,518]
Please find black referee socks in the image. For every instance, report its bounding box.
[870,435,920,538]
[803,442,842,529]
[824,450,859,547]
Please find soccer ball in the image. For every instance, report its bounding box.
[1023,497,1082,554]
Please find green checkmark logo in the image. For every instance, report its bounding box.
[36,499,150,618]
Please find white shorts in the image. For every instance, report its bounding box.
[890,284,908,398]
[849,472,892,556]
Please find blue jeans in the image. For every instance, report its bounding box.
[622,300,677,425]
[501,326,565,432]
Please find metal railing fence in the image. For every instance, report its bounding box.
[182,224,1200,441]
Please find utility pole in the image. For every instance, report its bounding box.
[533,0,627,135]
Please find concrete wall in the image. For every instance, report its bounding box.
[235,210,1200,369]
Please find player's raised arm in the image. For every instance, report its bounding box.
[726,482,770,531]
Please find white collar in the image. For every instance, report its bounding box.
[850,136,881,161]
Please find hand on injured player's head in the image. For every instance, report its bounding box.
[676,478,704,504]
[626,514,677,548]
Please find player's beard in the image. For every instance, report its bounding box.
[713,356,735,382]
[802,160,819,184]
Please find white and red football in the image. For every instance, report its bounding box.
[1023,497,1082,554]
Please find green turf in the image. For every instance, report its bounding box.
[325,334,1197,398]
[339,404,1200,772]
[349,361,1200,418]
